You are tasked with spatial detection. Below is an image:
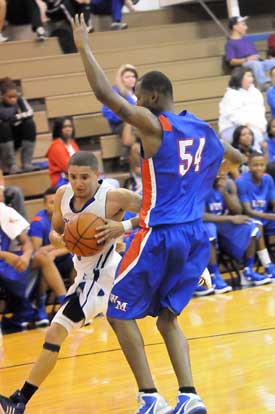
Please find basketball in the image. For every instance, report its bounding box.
[63,213,106,257]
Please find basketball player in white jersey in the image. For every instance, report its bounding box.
[0,151,141,414]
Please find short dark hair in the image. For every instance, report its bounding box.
[68,151,99,170]
[52,117,74,140]
[0,77,17,95]
[267,117,275,138]
[44,187,57,199]
[232,125,254,149]
[228,67,254,89]
[138,71,173,98]
[248,151,264,162]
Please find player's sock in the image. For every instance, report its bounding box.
[56,294,65,304]
[244,257,254,269]
[20,381,38,403]
[139,388,158,393]
[38,294,47,309]
[208,263,219,275]
[257,248,272,267]
[179,386,197,394]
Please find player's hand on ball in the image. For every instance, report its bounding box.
[49,230,65,249]
[71,13,89,50]
[95,219,125,244]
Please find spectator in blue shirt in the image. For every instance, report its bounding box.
[267,66,275,117]
[265,118,275,163]
[102,64,138,169]
[225,16,275,91]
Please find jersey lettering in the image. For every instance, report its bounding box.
[178,137,205,176]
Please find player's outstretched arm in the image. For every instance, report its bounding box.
[71,14,161,139]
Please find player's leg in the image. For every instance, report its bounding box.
[256,221,275,281]
[0,294,85,413]
[110,0,127,30]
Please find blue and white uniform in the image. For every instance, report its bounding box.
[52,180,121,332]
[107,110,224,319]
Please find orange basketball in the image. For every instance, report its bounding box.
[63,213,106,257]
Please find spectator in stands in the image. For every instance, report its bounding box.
[46,117,79,188]
[267,66,275,117]
[0,0,7,42]
[28,187,71,325]
[0,195,37,331]
[0,77,38,174]
[265,118,275,163]
[102,64,138,170]
[225,16,275,91]
[90,0,136,31]
[196,170,272,296]
[236,152,275,278]
[219,67,267,151]
[0,168,27,218]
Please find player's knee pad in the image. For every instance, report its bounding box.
[62,295,85,323]
[43,342,61,353]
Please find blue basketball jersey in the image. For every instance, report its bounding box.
[139,111,224,227]
[204,187,228,215]
[267,138,275,163]
[28,209,51,246]
[236,172,275,212]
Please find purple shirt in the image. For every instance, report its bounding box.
[225,38,258,62]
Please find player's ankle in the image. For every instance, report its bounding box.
[19,381,39,403]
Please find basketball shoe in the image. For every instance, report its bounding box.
[35,307,50,327]
[137,392,173,414]
[211,273,232,294]
[241,267,271,286]
[173,393,207,414]
[193,285,214,297]
[0,392,25,414]
[264,263,275,282]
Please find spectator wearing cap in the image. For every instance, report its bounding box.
[225,16,275,91]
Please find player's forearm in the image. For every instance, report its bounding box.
[244,208,275,221]
[78,45,117,105]
[203,213,231,223]
[222,141,243,166]
[222,192,242,214]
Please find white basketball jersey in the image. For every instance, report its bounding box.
[61,180,117,273]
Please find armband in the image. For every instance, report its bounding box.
[122,219,133,233]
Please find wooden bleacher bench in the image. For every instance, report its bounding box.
[33,111,49,134]
[25,198,44,220]
[5,170,51,198]
[100,135,122,159]
[74,113,111,138]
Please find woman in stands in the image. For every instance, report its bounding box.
[46,117,79,188]
[219,67,267,151]
[0,77,38,174]
[102,64,138,170]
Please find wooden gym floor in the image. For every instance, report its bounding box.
[0,285,274,414]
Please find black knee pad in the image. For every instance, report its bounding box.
[43,342,60,352]
[62,295,85,323]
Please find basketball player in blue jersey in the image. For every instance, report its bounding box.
[0,151,141,414]
[236,151,275,281]
[200,171,271,294]
[69,15,243,414]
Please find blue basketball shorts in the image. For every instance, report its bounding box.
[252,217,275,236]
[204,220,259,261]
[107,220,210,319]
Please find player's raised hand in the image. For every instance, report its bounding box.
[71,13,89,50]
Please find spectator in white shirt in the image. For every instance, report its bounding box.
[219,67,267,151]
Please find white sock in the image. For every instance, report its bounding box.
[257,249,271,267]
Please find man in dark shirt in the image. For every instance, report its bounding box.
[225,16,275,90]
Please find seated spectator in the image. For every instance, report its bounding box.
[265,117,275,163]
[28,187,72,325]
[195,171,271,296]
[219,67,267,150]
[90,0,136,31]
[46,117,79,188]
[236,151,275,279]
[0,77,38,174]
[0,195,37,331]
[0,168,27,218]
[267,66,275,117]
[225,16,275,91]
[102,64,138,169]
[0,0,7,42]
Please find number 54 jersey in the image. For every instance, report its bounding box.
[139,110,224,228]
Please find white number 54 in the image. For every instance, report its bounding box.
[178,137,205,176]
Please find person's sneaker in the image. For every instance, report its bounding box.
[137,392,172,414]
[264,263,275,282]
[173,393,207,414]
[0,32,8,42]
[36,26,47,41]
[1,308,36,332]
[193,285,214,297]
[35,307,50,327]
[0,393,25,414]
[111,22,128,30]
[211,273,232,294]
[241,267,271,286]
